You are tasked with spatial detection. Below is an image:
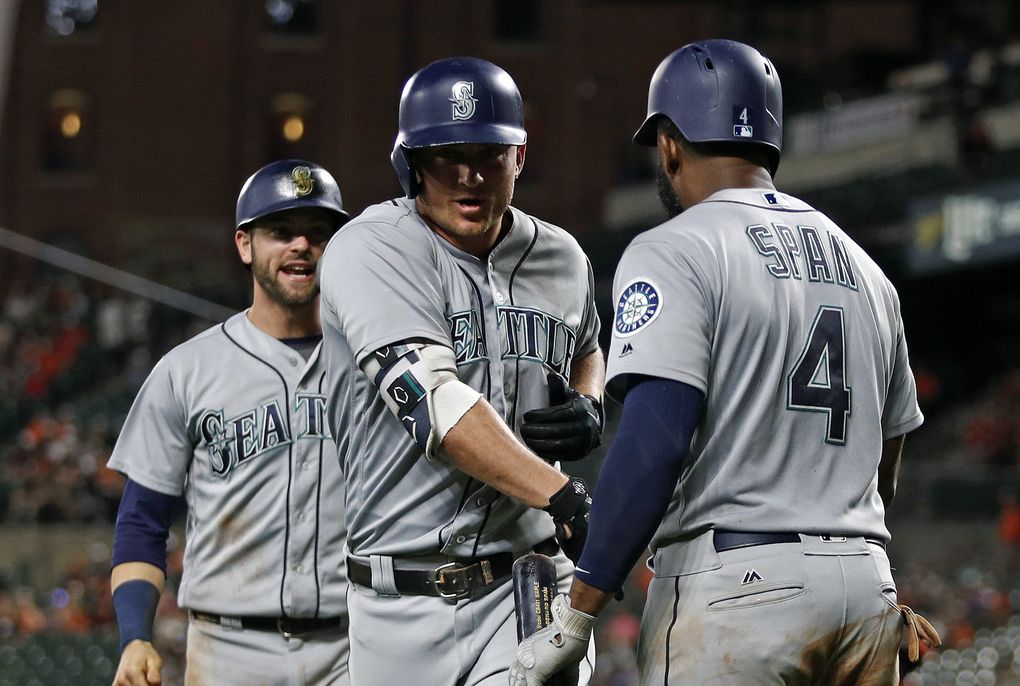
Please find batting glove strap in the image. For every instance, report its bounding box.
[544,476,590,523]
[509,594,592,686]
[550,594,595,640]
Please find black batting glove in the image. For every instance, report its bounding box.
[544,476,591,564]
[521,374,603,462]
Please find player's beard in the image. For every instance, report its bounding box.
[250,244,319,307]
[656,163,684,218]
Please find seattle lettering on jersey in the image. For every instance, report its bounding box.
[199,393,330,477]
[449,310,487,364]
[497,305,577,378]
[448,306,577,378]
[745,223,859,290]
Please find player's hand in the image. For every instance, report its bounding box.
[521,375,602,462]
[543,477,590,564]
[509,594,593,686]
[112,640,163,686]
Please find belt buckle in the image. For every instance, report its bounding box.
[433,562,471,599]
[277,617,300,639]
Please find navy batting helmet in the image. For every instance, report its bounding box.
[633,39,783,176]
[235,159,350,230]
[391,57,527,198]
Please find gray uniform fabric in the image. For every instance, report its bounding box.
[186,621,350,686]
[607,188,922,549]
[319,198,600,559]
[605,188,922,685]
[108,311,349,684]
[318,198,600,685]
[639,534,902,686]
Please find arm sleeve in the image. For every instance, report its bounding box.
[111,479,183,572]
[881,310,924,439]
[319,222,452,365]
[574,256,602,358]
[605,240,715,402]
[574,377,705,592]
[106,357,192,496]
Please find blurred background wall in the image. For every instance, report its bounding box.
[1,1,1019,685]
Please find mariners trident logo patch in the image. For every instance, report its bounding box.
[449,81,477,120]
[614,279,661,337]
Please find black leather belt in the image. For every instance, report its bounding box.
[348,538,559,599]
[190,611,348,638]
[713,530,886,553]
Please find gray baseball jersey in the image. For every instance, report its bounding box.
[606,188,922,548]
[318,197,600,558]
[107,311,348,618]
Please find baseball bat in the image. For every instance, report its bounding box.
[512,552,579,685]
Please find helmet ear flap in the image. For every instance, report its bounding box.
[391,141,420,199]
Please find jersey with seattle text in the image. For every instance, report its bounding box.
[606,188,922,548]
[107,312,348,617]
[318,197,600,558]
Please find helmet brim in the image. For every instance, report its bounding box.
[237,199,350,229]
[402,122,527,150]
[632,114,661,147]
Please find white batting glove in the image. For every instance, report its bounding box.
[509,594,594,686]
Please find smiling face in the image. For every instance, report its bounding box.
[235,207,336,308]
[413,143,526,256]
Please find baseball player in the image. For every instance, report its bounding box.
[317,57,601,686]
[108,160,353,686]
[511,40,941,685]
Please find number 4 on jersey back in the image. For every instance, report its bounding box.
[787,306,851,445]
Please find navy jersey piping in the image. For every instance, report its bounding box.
[664,576,682,686]
[221,323,294,618]
[312,370,326,617]
[506,222,539,432]
[701,199,815,213]
[437,266,494,551]
[438,477,476,551]
[456,264,493,400]
[470,500,495,558]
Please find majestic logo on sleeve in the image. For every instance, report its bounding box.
[449,81,477,120]
[614,279,662,337]
[199,394,330,478]
[291,166,314,197]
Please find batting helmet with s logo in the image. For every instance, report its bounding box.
[391,57,528,198]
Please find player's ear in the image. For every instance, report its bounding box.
[514,144,527,178]
[658,132,682,177]
[235,228,253,266]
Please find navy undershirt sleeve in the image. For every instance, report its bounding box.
[111,479,183,573]
[574,376,704,592]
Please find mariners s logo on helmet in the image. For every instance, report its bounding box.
[449,81,477,121]
[615,279,662,337]
[291,166,314,197]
